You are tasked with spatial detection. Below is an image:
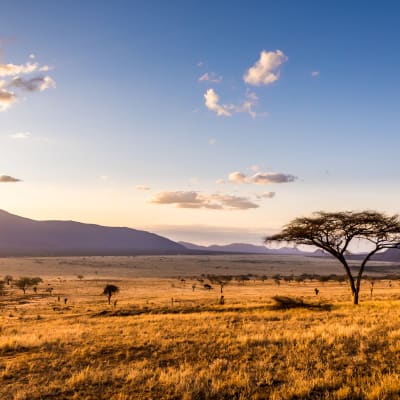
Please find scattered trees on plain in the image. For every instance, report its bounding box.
[266,210,400,304]
[14,277,43,294]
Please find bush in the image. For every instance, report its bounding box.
[271,296,332,311]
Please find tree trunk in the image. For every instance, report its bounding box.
[353,289,359,305]
[108,294,111,304]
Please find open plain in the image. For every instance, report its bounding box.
[1,255,400,399]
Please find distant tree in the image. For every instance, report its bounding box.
[14,277,43,294]
[77,274,84,280]
[103,284,119,304]
[4,275,13,285]
[266,211,400,304]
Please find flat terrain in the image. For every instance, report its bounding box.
[1,255,400,399]
[0,254,399,279]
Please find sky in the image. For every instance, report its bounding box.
[1,1,400,245]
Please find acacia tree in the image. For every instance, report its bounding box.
[15,277,43,294]
[266,211,400,304]
[103,284,119,304]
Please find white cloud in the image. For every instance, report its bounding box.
[199,72,222,83]
[204,88,233,117]
[208,138,217,145]
[227,170,297,185]
[135,185,151,191]
[0,54,56,111]
[311,71,320,77]
[228,171,248,184]
[197,61,204,67]
[150,191,259,210]
[204,88,263,118]
[0,62,39,77]
[9,132,31,139]
[0,89,17,111]
[39,65,51,72]
[0,175,21,182]
[244,50,288,86]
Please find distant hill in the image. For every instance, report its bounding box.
[179,241,311,255]
[0,210,186,256]
[372,247,400,261]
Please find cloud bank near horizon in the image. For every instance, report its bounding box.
[150,190,259,210]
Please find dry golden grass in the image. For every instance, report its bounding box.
[1,255,400,399]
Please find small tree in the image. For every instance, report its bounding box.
[266,211,400,305]
[103,284,119,304]
[15,277,43,294]
[4,275,12,285]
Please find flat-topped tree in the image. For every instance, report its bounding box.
[103,284,119,305]
[15,277,43,294]
[266,211,400,304]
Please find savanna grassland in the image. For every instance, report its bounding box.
[1,255,400,400]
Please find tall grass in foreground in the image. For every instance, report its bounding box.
[0,276,400,399]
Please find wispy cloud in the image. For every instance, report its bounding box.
[244,50,288,86]
[311,71,320,77]
[225,170,297,185]
[9,132,31,139]
[208,138,217,145]
[204,88,262,118]
[199,72,222,83]
[0,175,21,182]
[235,89,261,118]
[256,191,276,199]
[252,172,297,184]
[10,76,56,92]
[150,191,259,210]
[136,185,151,191]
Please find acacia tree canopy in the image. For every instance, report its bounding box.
[103,284,119,304]
[266,211,400,304]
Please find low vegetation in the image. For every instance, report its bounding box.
[0,256,400,399]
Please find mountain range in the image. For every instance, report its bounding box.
[0,209,186,256]
[1,209,399,259]
[178,241,312,255]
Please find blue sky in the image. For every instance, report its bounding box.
[1,1,400,244]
